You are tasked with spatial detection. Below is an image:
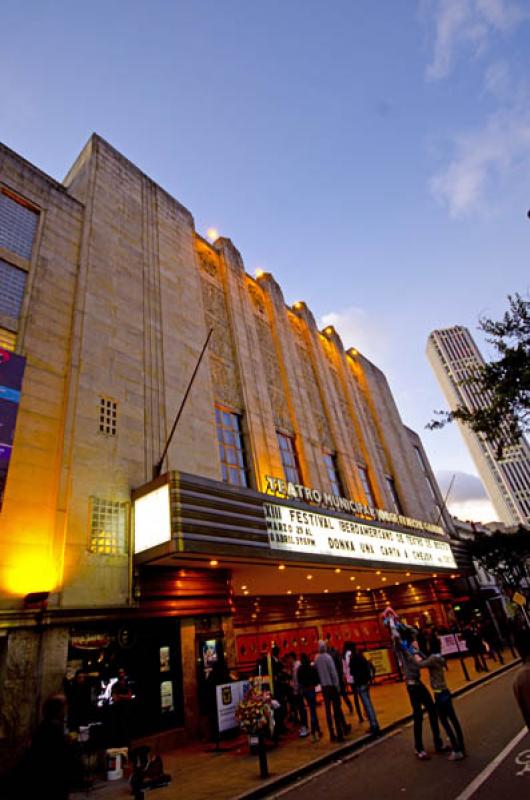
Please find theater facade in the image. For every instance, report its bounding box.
[0,135,467,753]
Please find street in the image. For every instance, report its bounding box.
[267,668,529,800]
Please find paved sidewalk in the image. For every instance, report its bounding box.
[72,652,519,800]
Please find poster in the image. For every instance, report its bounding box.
[160,680,174,713]
[364,648,393,676]
[159,646,170,672]
[216,680,250,733]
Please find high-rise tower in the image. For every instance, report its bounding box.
[427,325,530,526]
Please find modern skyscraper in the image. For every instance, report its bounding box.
[427,325,530,526]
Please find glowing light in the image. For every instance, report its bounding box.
[323,589,329,594]
[324,326,334,335]
[287,589,292,594]
[241,585,247,590]
[395,581,399,585]
[244,590,249,595]
[406,572,411,577]
[349,576,356,581]
[334,568,341,573]
[432,573,438,578]
[254,269,265,279]
[293,301,304,309]
[209,559,219,566]
[206,227,219,242]
[376,570,381,575]
[278,564,286,570]
[3,549,58,596]
[306,574,313,580]
[381,577,387,582]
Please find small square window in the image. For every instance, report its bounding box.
[99,397,117,436]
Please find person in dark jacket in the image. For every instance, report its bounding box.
[22,694,75,800]
[347,644,380,735]
[296,653,323,741]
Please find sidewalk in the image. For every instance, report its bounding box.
[72,652,519,800]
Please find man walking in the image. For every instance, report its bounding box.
[314,641,351,742]
[348,643,380,735]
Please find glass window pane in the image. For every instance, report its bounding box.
[0,259,27,319]
[0,192,38,260]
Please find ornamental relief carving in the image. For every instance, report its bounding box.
[209,354,242,409]
[197,249,218,277]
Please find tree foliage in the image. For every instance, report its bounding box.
[470,528,530,591]
[429,293,530,450]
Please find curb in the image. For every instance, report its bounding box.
[233,658,521,800]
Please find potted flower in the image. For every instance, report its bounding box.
[235,679,273,777]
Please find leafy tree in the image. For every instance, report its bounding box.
[470,528,530,592]
[429,293,530,451]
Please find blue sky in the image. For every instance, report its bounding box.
[2,0,530,521]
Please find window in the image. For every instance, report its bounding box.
[277,432,302,485]
[0,259,27,320]
[358,464,376,507]
[89,498,128,554]
[385,476,404,515]
[99,396,117,436]
[414,446,439,504]
[0,189,39,260]
[323,452,343,496]
[215,406,248,487]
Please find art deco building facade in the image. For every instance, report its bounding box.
[0,136,464,754]
[427,325,530,526]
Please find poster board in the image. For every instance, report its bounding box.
[439,634,468,655]
[216,680,250,733]
[364,648,393,676]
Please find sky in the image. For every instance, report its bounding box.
[2,0,529,522]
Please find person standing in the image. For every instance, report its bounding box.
[314,641,351,742]
[296,653,322,741]
[348,644,380,735]
[342,641,365,724]
[513,628,530,731]
[414,651,465,760]
[401,640,446,759]
[326,639,354,717]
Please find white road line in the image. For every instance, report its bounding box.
[454,727,528,800]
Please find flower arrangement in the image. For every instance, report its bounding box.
[235,679,273,736]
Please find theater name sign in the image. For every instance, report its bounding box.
[263,476,456,570]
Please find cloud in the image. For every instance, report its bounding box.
[319,306,391,365]
[436,469,499,522]
[426,0,527,81]
[429,104,530,216]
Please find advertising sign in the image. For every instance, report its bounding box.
[0,348,25,506]
[364,648,393,676]
[439,634,468,655]
[216,680,250,733]
[263,502,457,569]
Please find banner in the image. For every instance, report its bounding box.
[0,348,25,507]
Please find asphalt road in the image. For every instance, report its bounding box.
[267,667,529,800]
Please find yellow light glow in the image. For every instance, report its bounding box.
[323,589,329,594]
[306,574,313,580]
[376,570,381,575]
[382,577,387,582]
[349,576,355,581]
[287,590,292,595]
[278,564,286,570]
[206,227,219,242]
[324,326,334,335]
[406,572,411,577]
[241,585,247,590]
[254,269,265,279]
[3,549,58,596]
[209,559,219,566]
[334,568,341,573]
[395,581,399,585]
[244,590,249,595]
[366,587,371,591]
[293,302,304,309]
[432,573,438,578]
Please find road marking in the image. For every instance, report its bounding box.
[515,748,530,776]
[454,727,528,800]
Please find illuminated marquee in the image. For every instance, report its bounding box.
[264,474,445,536]
[263,502,457,569]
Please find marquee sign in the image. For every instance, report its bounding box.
[264,474,445,536]
[263,502,457,569]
